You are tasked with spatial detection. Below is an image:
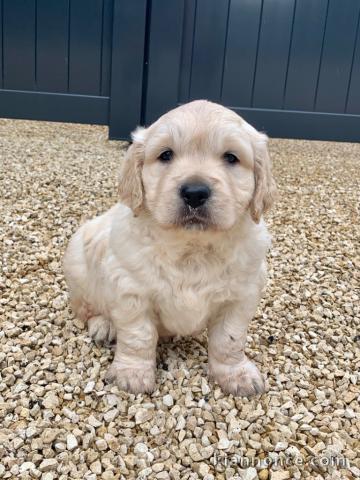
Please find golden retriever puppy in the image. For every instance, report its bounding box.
[63,100,276,396]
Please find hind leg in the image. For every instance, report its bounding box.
[64,224,116,345]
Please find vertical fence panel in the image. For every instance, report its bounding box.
[145,0,184,124]
[190,0,229,101]
[0,0,3,89]
[68,0,103,95]
[3,0,36,91]
[108,0,147,139]
[315,0,360,113]
[346,25,360,114]
[100,0,114,97]
[36,0,69,93]
[252,0,295,108]
[284,0,328,111]
[221,0,262,107]
[178,0,197,104]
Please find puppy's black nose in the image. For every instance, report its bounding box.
[180,183,211,208]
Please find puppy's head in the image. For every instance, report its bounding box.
[119,100,276,230]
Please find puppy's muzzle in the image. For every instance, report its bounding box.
[180,182,211,209]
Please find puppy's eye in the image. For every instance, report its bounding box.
[158,150,173,162]
[223,152,239,165]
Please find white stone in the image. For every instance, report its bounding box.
[87,415,103,427]
[42,391,59,410]
[13,437,24,449]
[314,388,326,402]
[63,407,79,422]
[274,441,288,452]
[200,446,214,459]
[201,378,210,395]
[189,444,203,461]
[270,472,290,480]
[96,438,108,451]
[102,472,116,480]
[139,467,152,477]
[25,426,37,438]
[103,409,118,422]
[134,442,149,457]
[163,394,174,407]
[350,467,360,478]
[155,472,169,480]
[150,425,160,436]
[52,295,66,310]
[39,459,57,472]
[135,408,153,424]
[248,439,262,450]
[90,460,102,475]
[66,433,78,451]
[19,462,36,473]
[285,445,301,457]
[217,438,230,450]
[241,467,258,480]
[54,442,66,452]
[84,381,95,393]
[175,415,186,430]
[345,408,355,419]
[152,463,164,473]
[41,473,54,480]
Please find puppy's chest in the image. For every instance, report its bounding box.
[150,258,235,336]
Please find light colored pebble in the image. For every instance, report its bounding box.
[274,441,288,451]
[26,426,38,438]
[152,463,164,473]
[270,472,290,480]
[155,472,169,480]
[90,460,102,475]
[63,407,79,422]
[19,462,36,473]
[66,434,78,451]
[95,439,108,451]
[39,459,58,472]
[217,438,230,450]
[41,473,54,480]
[87,415,103,428]
[242,467,258,480]
[84,381,95,393]
[163,394,174,407]
[135,408,153,424]
[103,409,118,422]
[42,392,59,410]
[101,471,115,480]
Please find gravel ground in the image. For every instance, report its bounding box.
[0,119,359,480]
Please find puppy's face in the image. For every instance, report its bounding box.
[119,101,276,230]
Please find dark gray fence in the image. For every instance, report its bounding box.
[0,0,113,126]
[1,0,360,142]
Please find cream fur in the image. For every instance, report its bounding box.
[63,100,276,396]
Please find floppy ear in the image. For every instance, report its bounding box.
[250,132,277,223]
[118,127,146,215]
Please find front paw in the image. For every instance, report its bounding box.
[105,362,156,394]
[209,357,265,397]
[88,315,116,345]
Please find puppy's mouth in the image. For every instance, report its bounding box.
[176,205,211,230]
